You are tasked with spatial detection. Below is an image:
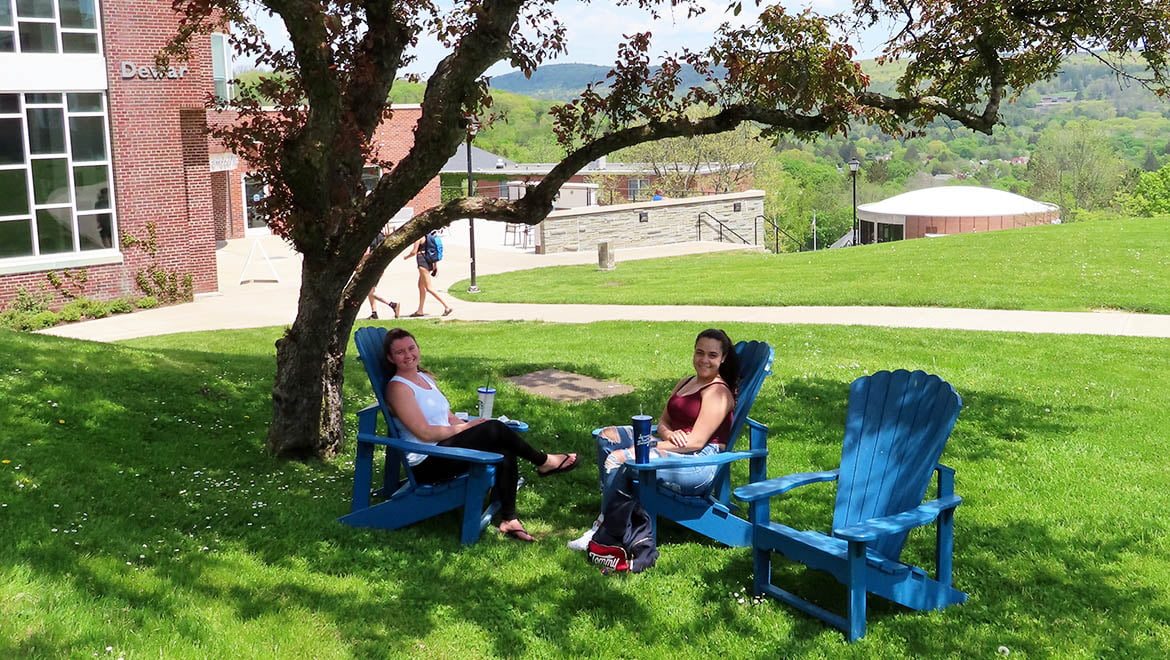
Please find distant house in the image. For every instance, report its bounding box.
[1034,95,1073,109]
[441,147,748,205]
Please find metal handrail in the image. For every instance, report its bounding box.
[754,215,802,253]
[697,211,751,244]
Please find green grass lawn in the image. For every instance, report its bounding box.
[3,321,1169,658]
[450,217,1170,313]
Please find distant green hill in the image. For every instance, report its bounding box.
[489,62,724,101]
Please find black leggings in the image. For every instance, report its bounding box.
[411,420,547,521]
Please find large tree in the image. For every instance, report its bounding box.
[1026,121,1129,214]
[167,0,1170,459]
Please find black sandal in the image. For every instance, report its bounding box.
[538,454,579,478]
[500,523,535,542]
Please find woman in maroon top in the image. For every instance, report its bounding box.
[568,329,740,550]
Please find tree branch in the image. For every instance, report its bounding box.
[343,0,414,137]
[364,0,529,237]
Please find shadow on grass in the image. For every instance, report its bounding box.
[3,326,1167,657]
[739,516,1170,657]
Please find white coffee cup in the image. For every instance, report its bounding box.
[477,387,496,419]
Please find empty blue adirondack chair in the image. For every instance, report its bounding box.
[339,326,504,545]
[733,370,966,641]
[600,340,774,547]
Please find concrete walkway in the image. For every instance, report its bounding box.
[41,221,1170,341]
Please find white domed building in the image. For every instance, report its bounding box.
[856,186,1060,244]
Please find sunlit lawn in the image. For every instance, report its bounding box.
[451,217,1170,313]
[2,321,1169,658]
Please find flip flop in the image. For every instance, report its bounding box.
[442,308,454,317]
[499,523,535,542]
[407,312,425,318]
[538,453,579,478]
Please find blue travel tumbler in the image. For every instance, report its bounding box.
[632,414,653,464]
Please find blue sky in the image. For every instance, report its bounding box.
[243,0,884,77]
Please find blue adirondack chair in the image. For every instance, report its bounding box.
[599,340,774,547]
[733,370,966,641]
[339,326,504,545]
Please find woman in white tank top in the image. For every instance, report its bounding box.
[384,328,579,542]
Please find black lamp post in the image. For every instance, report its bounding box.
[466,119,479,293]
[848,157,860,245]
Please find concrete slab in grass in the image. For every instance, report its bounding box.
[506,369,634,402]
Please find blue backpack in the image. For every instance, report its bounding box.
[424,232,443,263]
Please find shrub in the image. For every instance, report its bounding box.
[108,298,134,314]
[5,310,60,330]
[0,309,24,330]
[11,286,53,314]
[57,300,87,322]
[135,296,159,309]
[28,310,59,329]
[81,299,111,319]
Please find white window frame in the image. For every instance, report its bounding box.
[0,90,120,274]
[0,0,103,55]
[627,177,649,201]
[210,32,233,103]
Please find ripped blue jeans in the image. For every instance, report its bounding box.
[595,425,721,511]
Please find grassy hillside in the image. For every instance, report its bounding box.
[451,218,1170,313]
[3,322,1170,657]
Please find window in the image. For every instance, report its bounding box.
[210,33,233,102]
[627,178,649,201]
[243,175,268,232]
[0,0,100,54]
[876,222,904,243]
[361,166,379,194]
[0,92,116,263]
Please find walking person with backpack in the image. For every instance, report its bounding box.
[403,231,453,317]
[569,329,740,552]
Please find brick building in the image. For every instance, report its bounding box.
[0,0,437,309]
[213,105,435,240]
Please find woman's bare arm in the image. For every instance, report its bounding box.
[386,380,482,443]
[657,383,733,454]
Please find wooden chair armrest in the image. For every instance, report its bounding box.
[355,432,503,464]
[733,469,840,503]
[625,449,766,472]
[832,494,963,542]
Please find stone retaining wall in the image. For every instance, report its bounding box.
[537,190,765,253]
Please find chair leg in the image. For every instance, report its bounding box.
[752,547,771,597]
[351,442,374,511]
[937,507,956,589]
[460,466,494,545]
[636,477,659,545]
[846,540,868,642]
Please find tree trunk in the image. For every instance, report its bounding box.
[266,256,359,459]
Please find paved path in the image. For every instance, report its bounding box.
[40,223,1170,341]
